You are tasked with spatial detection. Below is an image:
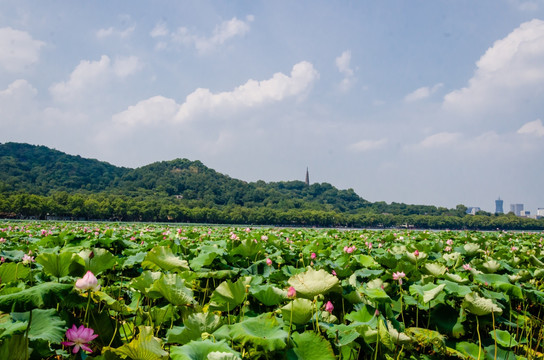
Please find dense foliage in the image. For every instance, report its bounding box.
[2,142,543,230]
[1,222,544,359]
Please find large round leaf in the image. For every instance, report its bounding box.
[209,276,251,312]
[0,282,72,312]
[219,314,288,352]
[170,340,240,360]
[281,298,313,325]
[288,268,340,299]
[288,331,336,360]
[462,292,503,316]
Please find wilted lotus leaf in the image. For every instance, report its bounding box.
[462,292,502,316]
[288,268,340,299]
[281,298,313,325]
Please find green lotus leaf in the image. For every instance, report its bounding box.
[206,352,241,360]
[95,290,130,313]
[442,252,461,263]
[0,319,28,340]
[406,251,427,263]
[462,292,503,316]
[108,325,169,360]
[463,243,480,256]
[0,282,72,312]
[0,334,28,360]
[444,273,470,284]
[250,284,286,306]
[473,273,510,286]
[0,262,31,284]
[386,320,411,345]
[130,271,162,294]
[440,280,472,298]
[167,313,223,345]
[325,324,360,347]
[281,298,313,325]
[409,283,445,304]
[35,251,77,278]
[170,340,240,360]
[225,314,288,352]
[530,255,544,268]
[288,331,336,360]
[142,246,189,272]
[11,308,66,343]
[481,259,501,273]
[189,246,223,271]
[455,341,483,360]
[209,276,251,311]
[491,329,518,348]
[148,273,195,306]
[363,287,391,303]
[230,239,262,258]
[356,254,379,267]
[288,268,340,299]
[405,327,446,351]
[344,305,377,325]
[79,248,117,275]
[424,263,447,277]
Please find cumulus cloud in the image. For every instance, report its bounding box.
[335,50,356,92]
[348,138,387,152]
[0,27,45,72]
[0,79,37,100]
[155,15,254,54]
[443,19,544,114]
[49,55,142,101]
[113,61,319,126]
[404,83,443,102]
[518,119,544,136]
[418,132,461,148]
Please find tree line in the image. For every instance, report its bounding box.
[1,192,543,230]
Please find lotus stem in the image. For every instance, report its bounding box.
[476,315,482,360]
[492,310,497,360]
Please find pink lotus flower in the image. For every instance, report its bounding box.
[61,325,98,353]
[75,271,100,291]
[392,271,406,285]
[22,253,34,264]
[325,301,334,313]
[446,239,453,246]
[311,252,316,259]
[266,258,273,266]
[332,270,337,276]
[462,264,472,271]
[287,286,296,298]
[414,249,420,257]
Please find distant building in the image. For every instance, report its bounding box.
[510,203,524,216]
[495,197,503,214]
[537,208,544,219]
[466,207,481,215]
[305,167,310,186]
[520,210,531,217]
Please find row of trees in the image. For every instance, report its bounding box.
[1,192,543,230]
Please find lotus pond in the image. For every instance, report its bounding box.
[1,222,544,359]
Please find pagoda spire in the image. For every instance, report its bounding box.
[305,167,310,186]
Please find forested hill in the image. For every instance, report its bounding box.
[0,142,372,212]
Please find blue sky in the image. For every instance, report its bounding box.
[1,1,544,213]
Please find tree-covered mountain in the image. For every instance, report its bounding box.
[0,142,371,212]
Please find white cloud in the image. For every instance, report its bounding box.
[176,61,318,121]
[518,119,544,136]
[404,83,443,102]
[443,19,544,114]
[348,138,387,152]
[418,132,461,148]
[335,50,356,92]
[112,96,179,126]
[164,15,254,54]
[50,55,142,101]
[0,79,37,100]
[0,27,45,72]
[96,25,135,39]
[150,22,169,37]
[113,61,319,126]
